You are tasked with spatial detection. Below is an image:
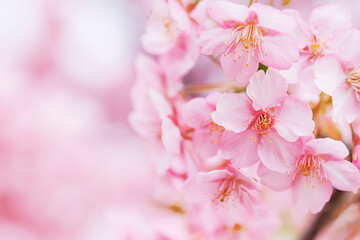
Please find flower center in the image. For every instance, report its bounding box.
[223,24,266,65]
[308,35,327,60]
[288,155,328,188]
[212,178,240,206]
[250,110,275,140]
[347,68,360,101]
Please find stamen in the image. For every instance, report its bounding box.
[223,24,267,63]
[347,69,360,101]
[289,155,326,188]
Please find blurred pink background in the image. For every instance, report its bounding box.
[0,0,156,239]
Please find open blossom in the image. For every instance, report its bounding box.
[280,4,354,103]
[181,93,224,159]
[212,69,314,172]
[313,30,360,124]
[198,1,298,85]
[259,137,360,213]
[184,164,260,224]
[141,0,200,79]
[129,54,192,175]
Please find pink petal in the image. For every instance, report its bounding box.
[282,9,309,49]
[227,165,259,191]
[182,97,212,128]
[161,117,182,155]
[212,93,253,133]
[168,0,191,33]
[258,163,292,191]
[322,160,360,193]
[149,89,172,120]
[135,54,162,89]
[310,4,352,41]
[332,85,360,125]
[274,96,315,142]
[251,3,296,33]
[221,130,259,168]
[141,18,176,55]
[313,55,347,95]
[220,51,259,86]
[207,1,249,26]
[331,29,360,64]
[197,27,233,55]
[258,131,301,173]
[278,58,303,84]
[183,169,229,202]
[192,127,221,158]
[292,175,333,213]
[160,32,200,81]
[353,145,360,170]
[305,138,349,160]
[289,62,321,103]
[246,69,288,110]
[262,34,299,70]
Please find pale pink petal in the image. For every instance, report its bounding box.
[221,130,259,168]
[149,89,172,120]
[258,131,301,173]
[353,145,360,170]
[182,97,212,128]
[183,169,229,202]
[331,29,360,64]
[192,127,221,158]
[292,175,333,213]
[262,34,299,70]
[220,51,259,86]
[160,32,200,82]
[322,160,360,193]
[168,0,191,33]
[274,96,315,142]
[135,54,162,89]
[290,63,321,103]
[246,69,288,110]
[141,16,177,55]
[226,165,259,191]
[282,9,309,49]
[310,4,352,41]
[251,3,296,33]
[278,59,303,84]
[332,85,360,125]
[207,1,249,26]
[162,117,182,155]
[212,93,253,133]
[197,27,233,55]
[258,163,292,191]
[305,138,349,160]
[313,55,347,95]
[205,92,222,107]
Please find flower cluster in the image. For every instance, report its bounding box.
[130,0,360,238]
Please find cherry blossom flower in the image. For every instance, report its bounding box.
[259,137,360,213]
[141,0,200,79]
[280,4,354,103]
[184,164,261,224]
[198,1,299,85]
[313,30,360,124]
[212,69,314,172]
[129,54,192,176]
[181,93,224,159]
